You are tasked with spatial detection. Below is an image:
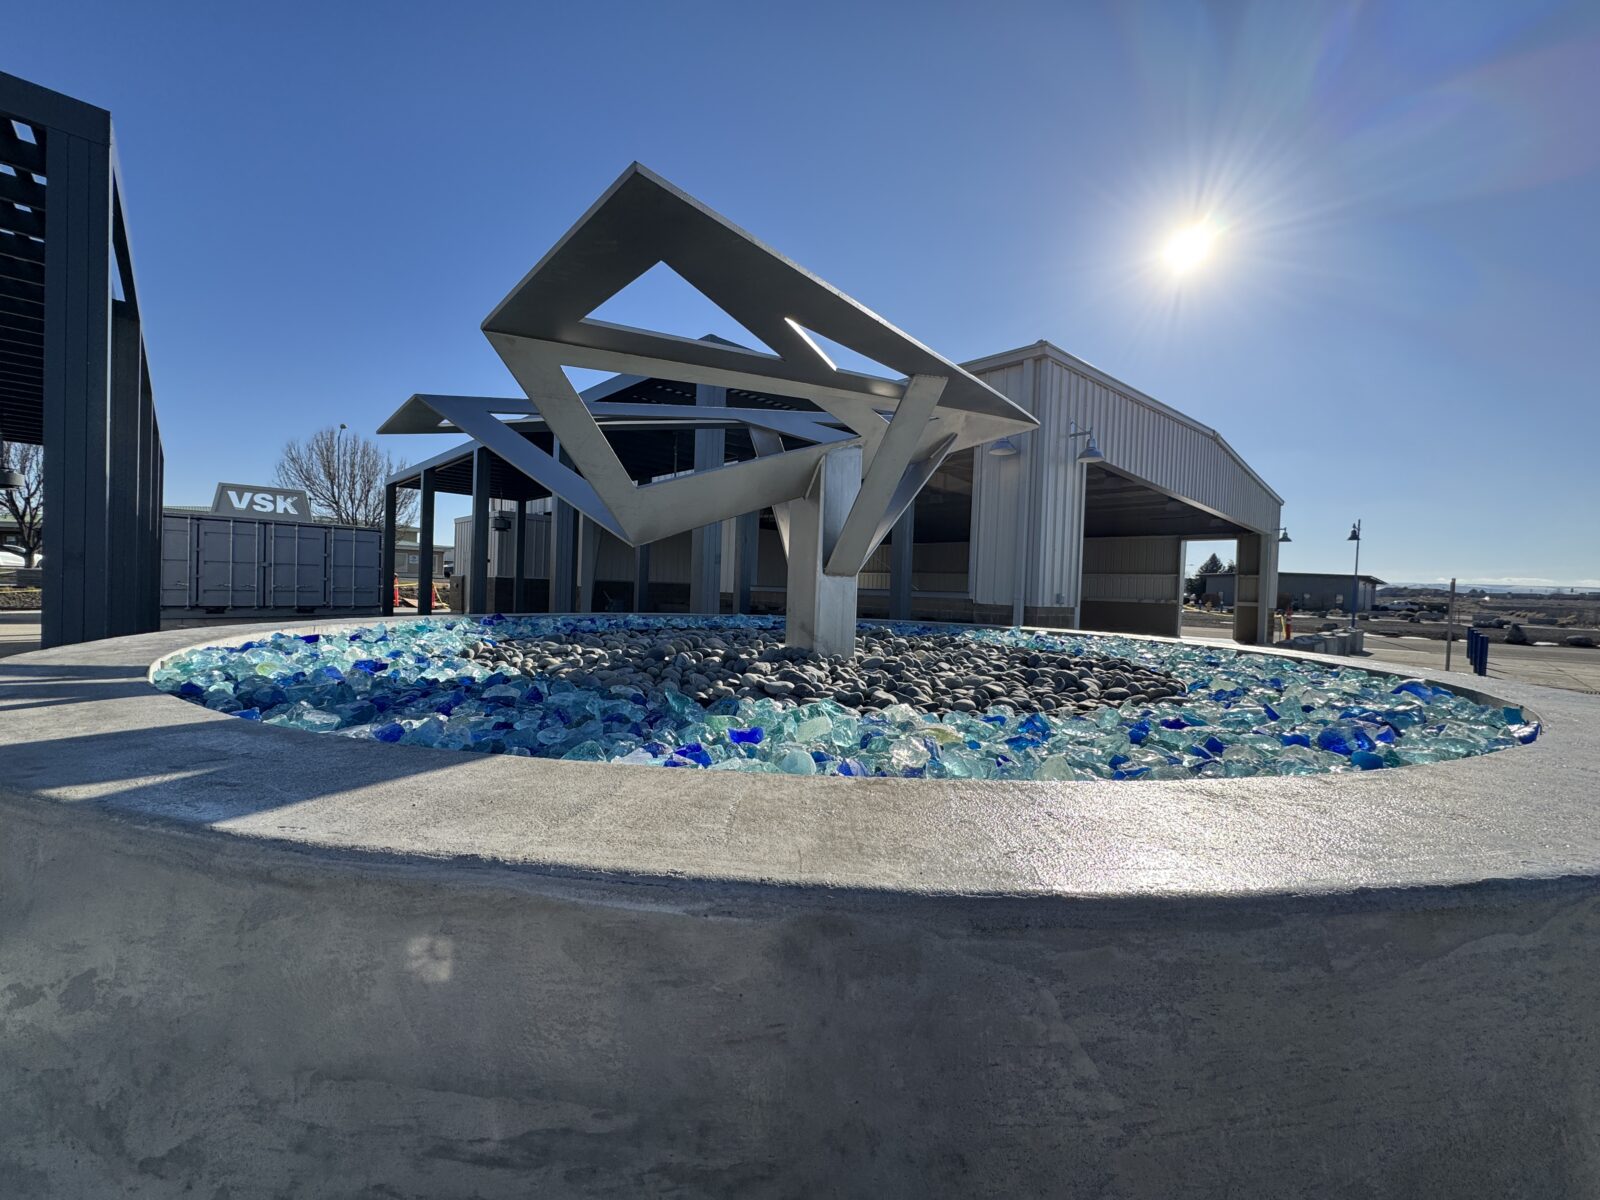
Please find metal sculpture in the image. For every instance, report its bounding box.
[382,163,1036,653]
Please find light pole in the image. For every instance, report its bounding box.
[334,423,349,523]
[1347,519,1362,628]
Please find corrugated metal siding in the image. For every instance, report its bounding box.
[329,527,382,609]
[1081,536,1181,603]
[712,522,793,591]
[453,514,554,579]
[860,541,968,592]
[972,349,1280,608]
[269,524,327,608]
[1039,355,1278,534]
[642,532,691,584]
[969,360,1030,605]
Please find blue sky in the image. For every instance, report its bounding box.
[10,0,1599,586]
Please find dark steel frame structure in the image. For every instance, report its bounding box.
[382,365,933,622]
[1,72,163,646]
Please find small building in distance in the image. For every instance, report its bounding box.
[1202,570,1387,613]
[394,538,448,584]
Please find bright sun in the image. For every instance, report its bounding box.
[1162,220,1217,276]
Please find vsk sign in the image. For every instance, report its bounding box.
[210,483,316,522]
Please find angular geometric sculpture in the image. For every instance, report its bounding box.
[382,163,1037,654]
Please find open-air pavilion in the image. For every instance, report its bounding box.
[0,71,164,648]
[384,341,1284,645]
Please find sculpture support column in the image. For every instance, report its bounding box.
[786,446,861,657]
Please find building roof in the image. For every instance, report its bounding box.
[1280,571,1387,585]
[1201,569,1388,586]
[963,340,1285,507]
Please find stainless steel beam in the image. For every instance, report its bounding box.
[383,162,1038,653]
[785,447,862,657]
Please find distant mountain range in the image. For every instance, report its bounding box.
[1382,582,1600,596]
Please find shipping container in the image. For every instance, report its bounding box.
[161,513,383,614]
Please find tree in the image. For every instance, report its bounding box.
[275,427,417,528]
[0,441,43,566]
[1197,552,1225,576]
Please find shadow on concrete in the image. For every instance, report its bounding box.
[0,654,478,826]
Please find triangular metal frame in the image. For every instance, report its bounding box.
[383,162,1038,574]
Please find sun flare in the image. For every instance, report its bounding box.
[1162,220,1217,276]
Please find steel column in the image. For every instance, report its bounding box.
[734,512,758,614]
[549,500,576,611]
[469,447,490,615]
[513,498,528,612]
[136,368,158,630]
[577,516,601,613]
[417,468,435,615]
[41,122,113,646]
[548,443,577,612]
[1232,533,1265,645]
[380,483,398,616]
[688,383,726,613]
[633,543,651,612]
[149,429,163,630]
[107,304,142,635]
[889,504,914,620]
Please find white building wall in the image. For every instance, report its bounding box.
[968,343,1281,621]
[969,359,1031,607]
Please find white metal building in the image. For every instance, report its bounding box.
[443,339,1281,644]
[965,341,1282,643]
